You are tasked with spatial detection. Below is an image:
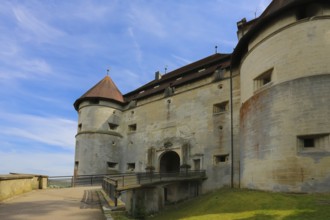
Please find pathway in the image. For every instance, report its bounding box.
[0,186,105,220]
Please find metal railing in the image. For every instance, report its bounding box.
[48,174,108,188]
[102,170,206,207]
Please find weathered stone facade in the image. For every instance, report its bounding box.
[74,1,330,209]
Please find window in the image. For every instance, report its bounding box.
[127,163,135,171]
[194,159,201,170]
[298,134,329,152]
[254,68,273,91]
[78,123,82,132]
[89,99,99,104]
[107,162,118,169]
[303,138,315,148]
[108,123,118,130]
[213,101,229,114]
[214,154,229,165]
[128,124,137,132]
[75,161,79,169]
[214,68,225,81]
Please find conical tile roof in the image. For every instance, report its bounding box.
[74,75,124,110]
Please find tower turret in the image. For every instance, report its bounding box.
[73,75,124,177]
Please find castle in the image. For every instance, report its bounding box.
[73,0,330,212]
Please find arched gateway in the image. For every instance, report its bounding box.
[159,151,180,172]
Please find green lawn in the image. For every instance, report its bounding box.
[113,188,330,220]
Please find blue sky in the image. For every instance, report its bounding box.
[0,0,271,176]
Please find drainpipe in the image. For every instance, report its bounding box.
[230,63,234,188]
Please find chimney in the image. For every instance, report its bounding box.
[155,71,162,80]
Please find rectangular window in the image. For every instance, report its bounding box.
[193,159,201,170]
[303,138,315,148]
[109,123,118,130]
[254,68,273,91]
[128,124,137,132]
[298,134,329,152]
[127,163,135,171]
[107,162,118,169]
[214,154,229,165]
[89,99,99,104]
[213,101,229,114]
[78,123,82,132]
[75,161,79,169]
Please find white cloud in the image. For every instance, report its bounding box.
[12,6,65,43]
[0,113,76,149]
[127,4,167,38]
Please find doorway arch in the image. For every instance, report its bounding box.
[159,151,180,172]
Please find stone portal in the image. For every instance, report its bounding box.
[159,151,180,172]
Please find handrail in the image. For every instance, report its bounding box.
[102,170,206,207]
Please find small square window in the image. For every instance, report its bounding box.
[127,163,135,171]
[213,101,228,114]
[109,123,118,130]
[303,138,315,148]
[214,154,229,165]
[107,162,118,169]
[128,124,137,132]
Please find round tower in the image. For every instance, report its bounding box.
[73,75,124,177]
[233,0,330,192]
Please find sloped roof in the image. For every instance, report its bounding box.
[124,53,231,101]
[74,75,124,110]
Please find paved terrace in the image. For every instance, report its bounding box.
[0,186,105,220]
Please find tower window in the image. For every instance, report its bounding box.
[297,134,329,152]
[78,123,82,132]
[213,101,229,114]
[303,138,315,148]
[254,68,273,91]
[109,123,118,130]
[128,124,137,132]
[89,99,99,104]
[107,162,118,169]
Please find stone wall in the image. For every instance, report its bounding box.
[240,75,330,192]
[239,7,330,192]
[0,174,48,201]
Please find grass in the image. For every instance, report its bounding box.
[112,188,330,220]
